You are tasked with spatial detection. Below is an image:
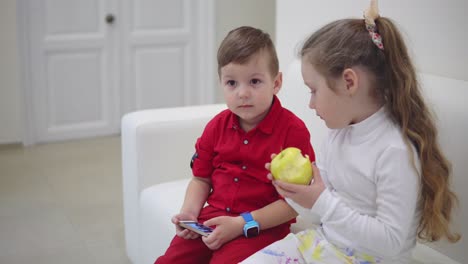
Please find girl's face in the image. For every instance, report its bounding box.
[220,51,281,131]
[301,60,352,129]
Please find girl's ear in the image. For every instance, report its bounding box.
[273,72,283,94]
[342,68,358,96]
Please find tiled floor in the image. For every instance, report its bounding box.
[0,136,132,264]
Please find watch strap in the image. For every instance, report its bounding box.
[241,212,254,223]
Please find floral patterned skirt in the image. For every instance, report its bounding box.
[241,228,381,264]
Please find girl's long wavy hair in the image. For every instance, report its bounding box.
[300,17,460,242]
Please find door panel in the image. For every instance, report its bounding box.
[121,0,200,113]
[46,51,103,126]
[45,0,100,35]
[134,0,184,30]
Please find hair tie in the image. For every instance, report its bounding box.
[363,0,384,50]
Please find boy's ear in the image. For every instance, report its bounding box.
[273,72,283,94]
[342,68,358,95]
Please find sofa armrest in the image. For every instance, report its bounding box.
[121,103,226,263]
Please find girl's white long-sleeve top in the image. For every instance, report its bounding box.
[288,107,421,263]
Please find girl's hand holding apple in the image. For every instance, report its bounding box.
[266,149,325,209]
[269,164,325,209]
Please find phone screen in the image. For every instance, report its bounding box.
[179,221,213,236]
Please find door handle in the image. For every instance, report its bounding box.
[105,14,115,24]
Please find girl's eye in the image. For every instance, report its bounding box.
[251,79,261,85]
[309,90,317,98]
[226,80,236,86]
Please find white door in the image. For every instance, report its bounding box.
[20,0,214,144]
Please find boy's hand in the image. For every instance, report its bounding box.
[201,216,244,250]
[171,212,201,240]
[264,153,276,172]
[268,162,325,209]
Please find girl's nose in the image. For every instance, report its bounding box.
[309,98,315,109]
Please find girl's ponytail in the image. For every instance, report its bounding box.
[376,17,460,242]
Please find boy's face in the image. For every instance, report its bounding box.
[301,59,352,129]
[220,50,281,131]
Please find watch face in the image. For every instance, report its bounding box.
[246,226,259,238]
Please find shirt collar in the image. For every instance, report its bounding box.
[228,95,282,134]
[347,106,387,141]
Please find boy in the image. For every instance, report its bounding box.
[155,26,315,264]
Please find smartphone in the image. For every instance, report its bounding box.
[179,220,214,236]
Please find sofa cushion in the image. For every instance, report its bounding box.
[139,179,190,264]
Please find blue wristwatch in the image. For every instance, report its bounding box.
[241,212,260,238]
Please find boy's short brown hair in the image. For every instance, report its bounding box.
[217,26,279,77]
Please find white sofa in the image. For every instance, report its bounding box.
[121,61,467,264]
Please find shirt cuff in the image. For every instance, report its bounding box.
[285,198,321,224]
[310,188,339,222]
[285,197,305,214]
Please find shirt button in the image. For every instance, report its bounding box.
[243,139,249,145]
[226,207,231,212]
[234,177,239,182]
[242,165,247,170]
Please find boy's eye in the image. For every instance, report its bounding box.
[226,80,236,86]
[251,78,261,85]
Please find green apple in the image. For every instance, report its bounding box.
[270,147,313,185]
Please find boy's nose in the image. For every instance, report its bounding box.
[238,85,250,98]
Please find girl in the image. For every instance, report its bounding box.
[241,0,459,263]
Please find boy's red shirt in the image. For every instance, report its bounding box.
[192,96,315,215]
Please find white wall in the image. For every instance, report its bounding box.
[276,0,467,262]
[0,0,22,144]
[276,0,468,82]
